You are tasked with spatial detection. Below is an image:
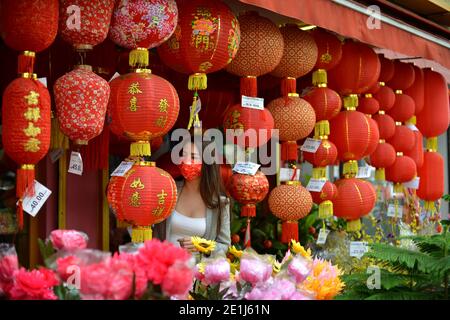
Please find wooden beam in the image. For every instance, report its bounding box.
[428,0,450,12]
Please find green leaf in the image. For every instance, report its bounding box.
[365,291,433,300]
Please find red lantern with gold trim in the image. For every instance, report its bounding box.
[303,139,338,167]
[2,75,51,228]
[268,181,313,243]
[107,161,177,242]
[358,94,380,115]
[404,130,424,169]
[309,167,338,219]
[365,116,380,156]
[378,55,395,83]
[369,141,396,180]
[311,180,337,205]
[374,85,396,112]
[385,154,417,193]
[311,28,343,71]
[387,125,415,153]
[405,66,425,115]
[373,112,395,140]
[109,69,180,157]
[107,174,127,226]
[387,93,415,123]
[333,178,376,231]
[387,61,415,91]
[417,151,444,213]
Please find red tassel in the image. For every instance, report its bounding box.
[281,78,297,96]
[241,204,256,217]
[281,221,298,243]
[79,126,110,171]
[16,203,24,230]
[281,141,298,161]
[16,166,35,230]
[18,52,36,74]
[244,219,252,248]
[240,77,257,97]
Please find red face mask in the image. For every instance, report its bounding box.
[178,162,202,181]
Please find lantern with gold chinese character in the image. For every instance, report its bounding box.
[2,75,51,228]
[311,28,343,72]
[107,161,177,242]
[109,69,180,157]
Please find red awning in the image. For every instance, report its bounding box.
[238,0,450,70]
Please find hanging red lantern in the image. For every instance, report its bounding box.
[385,154,417,193]
[369,141,396,180]
[333,178,376,231]
[303,139,338,167]
[387,124,415,153]
[358,94,380,115]
[387,92,415,123]
[404,66,425,115]
[267,95,316,161]
[309,170,338,219]
[373,112,396,140]
[107,174,126,224]
[268,181,313,243]
[109,69,180,157]
[387,61,415,91]
[404,130,424,169]
[374,85,396,112]
[2,75,51,228]
[417,151,444,213]
[378,55,395,83]
[228,171,269,218]
[109,0,178,68]
[107,161,177,242]
[59,0,115,51]
[54,65,110,145]
[365,116,380,156]
[311,28,343,71]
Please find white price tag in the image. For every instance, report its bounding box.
[406,124,419,132]
[356,166,374,179]
[37,77,47,87]
[387,204,403,218]
[109,72,120,82]
[300,138,322,153]
[49,148,64,164]
[306,179,327,192]
[21,181,52,217]
[241,95,264,110]
[68,151,83,175]
[349,241,368,258]
[279,168,301,182]
[403,177,420,190]
[111,161,134,177]
[233,162,260,175]
[316,228,330,245]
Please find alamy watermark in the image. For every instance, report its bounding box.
[366,5,382,30]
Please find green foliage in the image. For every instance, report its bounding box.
[37,238,56,264]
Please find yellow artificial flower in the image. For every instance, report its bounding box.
[300,259,345,300]
[290,240,312,260]
[191,236,216,254]
[228,245,243,259]
[227,258,240,274]
[272,260,282,274]
[197,262,206,275]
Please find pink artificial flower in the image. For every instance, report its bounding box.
[204,258,230,285]
[56,255,80,281]
[287,256,312,284]
[113,252,147,299]
[161,262,193,298]
[245,278,300,300]
[8,267,59,300]
[49,230,88,251]
[239,258,272,286]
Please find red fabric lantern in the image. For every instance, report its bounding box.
[365,116,380,156]
[387,61,415,91]
[2,76,51,228]
[268,182,313,243]
[107,175,126,222]
[54,65,110,145]
[373,112,396,140]
[387,125,415,153]
[59,0,115,50]
[333,178,376,231]
[303,139,338,167]
[374,85,396,112]
[228,171,269,217]
[267,95,316,161]
[378,55,395,83]
[358,94,380,115]
[109,0,178,68]
[109,69,180,156]
[404,130,424,169]
[310,179,338,220]
[417,151,444,213]
[405,66,425,115]
[387,92,415,123]
[328,41,380,96]
[369,141,396,180]
[311,28,343,71]
[107,161,177,242]
[385,155,417,193]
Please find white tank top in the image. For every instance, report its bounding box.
[168,210,207,247]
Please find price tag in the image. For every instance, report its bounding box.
[21,181,52,217]
[403,177,420,190]
[111,161,134,177]
[387,204,403,218]
[233,162,260,175]
[37,77,47,87]
[279,168,301,182]
[316,228,330,245]
[68,151,83,175]
[109,72,120,82]
[349,241,368,258]
[406,124,419,132]
[241,95,264,110]
[49,148,64,164]
[356,166,374,179]
[306,179,327,192]
[300,138,322,153]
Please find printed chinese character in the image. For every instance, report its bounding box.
[128,82,143,95]
[155,115,167,128]
[130,178,145,189]
[23,138,41,152]
[130,192,141,207]
[159,99,168,113]
[152,207,164,217]
[129,96,139,112]
[24,107,41,122]
[157,190,168,205]
[24,91,40,105]
[23,122,41,137]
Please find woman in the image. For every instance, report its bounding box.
[153,138,231,254]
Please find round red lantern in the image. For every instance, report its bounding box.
[387,125,415,153]
[267,95,316,161]
[369,141,396,180]
[333,178,376,231]
[365,116,380,156]
[109,69,180,156]
[387,61,415,91]
[387,92,415,123]
[385,154,417,193]
[374,85,396,112]
[54,65,110,145]
[311,28,343,71]
[108,161,177,242]
[373,112,396,140]
[2,75,51,228]
[405,66,425,115]
[268,181,313,243]
[228,171,269,217]
[303,139,338,167]
[109,0,178,68]
[310,177,338,219]
[107,174,126,223]
[358,94,380,115]
[404,130,424,169]
[378,55,395,83]
[417,151,444,213]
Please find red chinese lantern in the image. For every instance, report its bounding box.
[417,151,444,213]
[387,61,415,91]
[373,112,395,140]
[303,139,338,167]
[109,0,178,68]
[109,69,180,156]
[374,85,396,112]
[387,92,415,123]
[267,96,316,161]
[268,181,313,243]
[107,174,126,226]
[385,154,417,193]
[107,161,177,242]
[365,116,380,156]
[387,124,415,153]
[333,178,376,231]
[369,141,396,180]
[358,94,380,115]
[54,65,110,145]
[378,55,395,83]
[2,75,51,228]
[404,130,424,169]
[310,179,338,220]
[405,66,425,115]
[0,0,59,73]
[311,28,343,71]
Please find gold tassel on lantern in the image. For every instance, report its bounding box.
[130,141,151,157]
[375,168,385,181]
[318,200,333,219]
[393,183,404,194]
[312,167,326,179]
[188,73,207,91]
[346,219,361,232]
[129,47,149,68]
[131,226,152,243]
[343,160,358,177]
[426,137,438,152]
[343,94,358,110]
[314,120,330,138]
[312,69,328,87]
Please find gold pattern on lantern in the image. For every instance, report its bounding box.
[156,115,168,127]
[129,96,139,112]
[24,91,40,105]
[128,82,143,94]
[23,122,41,137]
[321,53,332,63]
[152,207,164,217]
[159,99,169,113]
[24,107,41,122]
[23,138,41,152]
[130,178,145,190]
[130,191,141,207]
[157,190,168,205]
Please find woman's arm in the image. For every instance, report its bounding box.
[214,198,231,254]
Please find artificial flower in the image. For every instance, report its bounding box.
[191,237,216,255]
[8,267,59,300]
[239,257,272,286]
[228,259,240,274]
[287,256,312,283]
[204,258,230,285]
[161,262,193,297]
[55,255,80,281]
[290,240,312,260]
[228,245,243,259]
[49,230,88,251]
[245,278,300,300]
